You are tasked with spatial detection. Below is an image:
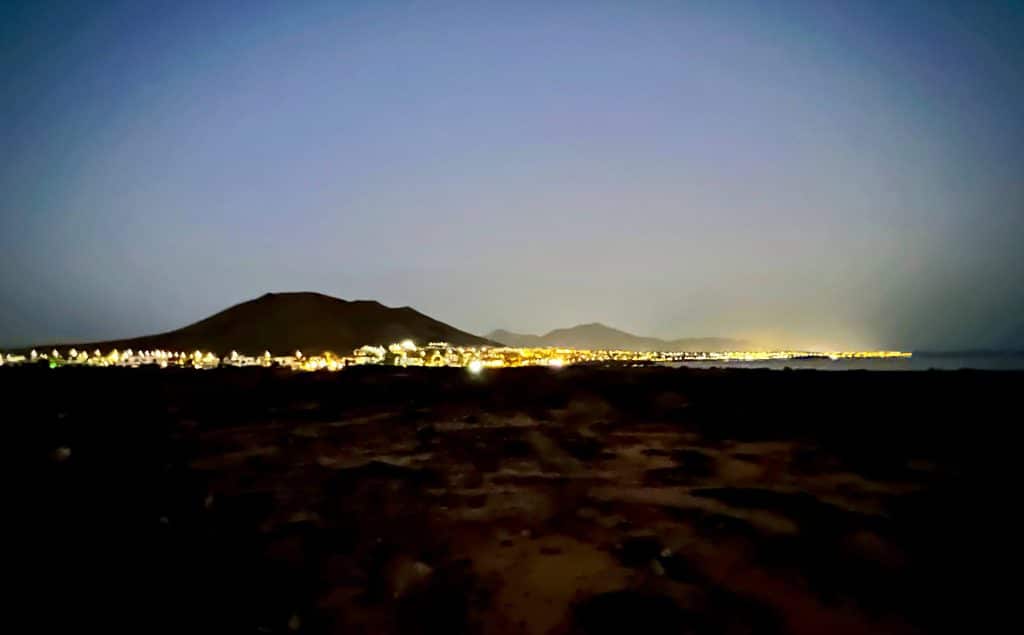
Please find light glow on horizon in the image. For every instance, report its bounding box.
[1,343,912,372]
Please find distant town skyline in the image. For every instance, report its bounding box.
[2,1,1022,351]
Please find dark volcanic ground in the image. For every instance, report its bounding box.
[15,365,1015,634]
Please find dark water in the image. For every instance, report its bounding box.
[670,352,1024,371]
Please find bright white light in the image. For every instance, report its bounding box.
[401,339,416,351]
[467,359,484,374]
[549,358,565,368]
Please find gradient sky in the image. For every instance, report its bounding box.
[2,0,1022,350]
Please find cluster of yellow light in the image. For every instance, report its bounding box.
[1,342,912,372]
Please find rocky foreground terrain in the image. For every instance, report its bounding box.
[17,365,1014,634]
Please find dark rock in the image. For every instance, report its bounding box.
[415,425,436,445]
[396,560,480,635]
[557,434,606,461]
[659,553,702,583]
[501,438,533,457]
[616,535,662,568]
[643,467,701,486]
[640,448,672,457]
[691,487,851,531]
[671,449,717,476]
[327,460,443,491]
[573,590,691,635]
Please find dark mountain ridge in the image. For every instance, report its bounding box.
[30,292,494,355]
[487,322,750,351]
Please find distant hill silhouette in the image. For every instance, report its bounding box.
[37,292,494,355]
[487,323,750,351]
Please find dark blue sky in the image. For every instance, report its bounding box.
[2,0,1022,350]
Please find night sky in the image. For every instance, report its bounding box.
[2,1,1022,350]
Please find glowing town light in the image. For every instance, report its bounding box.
[30,350,38,360]
[0,343,911,373]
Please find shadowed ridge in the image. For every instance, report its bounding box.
[31,292,495,355]
[486,322,750,351]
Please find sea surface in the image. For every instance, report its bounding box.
[669,352,1024,371]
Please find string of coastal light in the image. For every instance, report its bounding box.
[1,340,911,372]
